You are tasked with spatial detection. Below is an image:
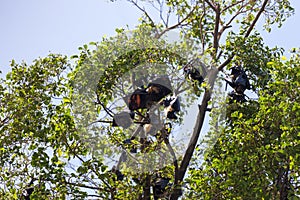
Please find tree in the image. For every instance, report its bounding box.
[187,51,300,199]
[0,0,297,199]
[0,55,83,199]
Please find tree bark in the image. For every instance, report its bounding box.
[170,67,219,200]
[143,175,151,200]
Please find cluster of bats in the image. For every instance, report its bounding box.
[109,64,250,198]
[112,65,250,130]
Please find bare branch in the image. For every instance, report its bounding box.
[129,0,158,32]
[164,137,179,180]
[67,181,110,192]
[218,3,247,38]
[88,120,112,126]
[166,6,172,26]
[204,0,216,11]
[217,0,270,71]
[245,0,269,37]
[0,116,10,128]
[96,94,114,117]
[155,5,197,38]
[199,2,206,50]
[217,2,253,60]
[170,67,219,200]
[218,55,234,70]
[222,0,245,12]
[158,0,168,27]
[213,4,221,59]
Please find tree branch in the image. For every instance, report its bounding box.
[96,94,114,117]
[204,0,216,11]
[222,0,245,12]
[213,4,221,60]
[143,175,151,200]
[164,137,179,181]
[217,0,270,71]
[158,0,168,27]
[129,0,158,32]
[198,1,207,53]
[155,5,197,38]
[67,181,110,192]
[245,0,269,37]
[0,116,10,128]
[218,2,248,38]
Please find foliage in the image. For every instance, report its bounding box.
[0,55,79,198]
[0,0,298,199]
[187,52,300,199]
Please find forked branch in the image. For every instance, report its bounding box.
[218,0,270,71]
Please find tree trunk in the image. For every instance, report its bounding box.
[170,67,219,199]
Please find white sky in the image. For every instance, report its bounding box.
[0,0,299,76]
[0,0,140,75]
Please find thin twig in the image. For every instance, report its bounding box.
[96,94,114,117]
[67,181,110,192]
[129,0,158,33]
[222,0,245,12]
[155,5,197,38]
[64,138,112,190]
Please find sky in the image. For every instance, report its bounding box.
[0,0,299,77]
[0,0,141,75]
